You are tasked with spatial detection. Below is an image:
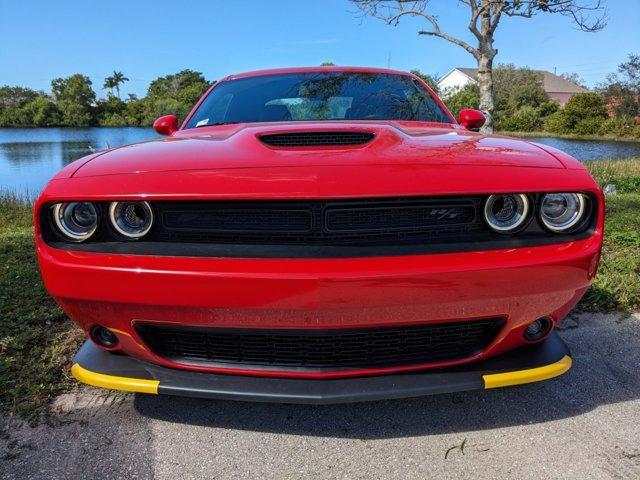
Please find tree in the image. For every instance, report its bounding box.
[351,0,606,132]
[560,72,587,89]
[147,70,209,100]
[145,70,210,122]
[444,84,479,117]
[320,62,336,66]
[0,86,39,109]
[51,74,97,126]
[598,54,640,118]
[545,92,607,134]
[409,69,439,92]
[103,77,117,97]
[19,97,61,126]
[103,70,129,99]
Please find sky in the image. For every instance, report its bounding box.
[1,0,638,98]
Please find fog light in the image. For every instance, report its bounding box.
[91,325,119,348]
[524,317,552,342]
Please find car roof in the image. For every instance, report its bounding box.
[222,66,414,81]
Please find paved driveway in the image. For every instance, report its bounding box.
[2,312,639,480]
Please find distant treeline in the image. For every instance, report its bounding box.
[0,56,638,139]
[0,70,210,128]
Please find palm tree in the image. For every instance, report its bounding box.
[103,76,117,97]
[103,71,129,99]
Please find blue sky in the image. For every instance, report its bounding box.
[1,0,638,98]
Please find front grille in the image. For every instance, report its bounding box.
[260,131,375,147]
[136,319,502,370]
[152,197,482,244]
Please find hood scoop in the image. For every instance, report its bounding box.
[259,131,375,147]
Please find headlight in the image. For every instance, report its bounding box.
[108,201,154,239]
[483,194,530,233]
[52,202,98,241]
[539,193,587,233]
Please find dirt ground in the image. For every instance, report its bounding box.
[2,312,639,480]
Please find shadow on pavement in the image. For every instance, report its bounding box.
[134,312,640,439]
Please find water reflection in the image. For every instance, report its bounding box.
[0,128,159,196]
[0,141,95,166]
[526,136,640,163]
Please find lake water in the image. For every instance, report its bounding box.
[1,128,639,196]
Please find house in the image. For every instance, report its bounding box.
[437,67,588,106]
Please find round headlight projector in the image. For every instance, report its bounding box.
[52,202,99,241]
[108,201,154,239]
[539,193,587,233]
[483,194,530,233]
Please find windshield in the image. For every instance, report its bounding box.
[185,72,451,128]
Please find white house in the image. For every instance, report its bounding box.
[437,67,588,106]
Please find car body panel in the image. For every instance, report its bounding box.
[69,123,563,179]
[34,66,604,386]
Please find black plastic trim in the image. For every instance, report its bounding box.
[46,228,595,258]
[72,332,571,404]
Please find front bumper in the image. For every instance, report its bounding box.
[72,332,571,404]
[40,236,598,377]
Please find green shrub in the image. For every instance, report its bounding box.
[99,113,128,127]
[443,84,479,117]
[544,110,572,134]
[496,106,542,132]
[574,117,605,135]
[535,100,560,117]
[563,92,608,120]
[598,117,639,137]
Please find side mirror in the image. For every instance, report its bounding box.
[458,109,485,131]
[153,114,179,136]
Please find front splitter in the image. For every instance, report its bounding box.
[72,333,571,404]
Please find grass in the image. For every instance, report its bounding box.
[498,131,640,142]
[0,195,82,424]
[579,158,640,311]
[0,158,638,422]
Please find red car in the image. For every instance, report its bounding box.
[35,67,603,403]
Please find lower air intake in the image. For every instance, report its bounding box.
[136,319,503,371]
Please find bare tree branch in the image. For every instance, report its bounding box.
[352,0,479,57]
[349,0,608,132]
[502,0,607,31]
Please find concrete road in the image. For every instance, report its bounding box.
[2,312,639,480]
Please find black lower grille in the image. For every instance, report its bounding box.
[136,319,503,371]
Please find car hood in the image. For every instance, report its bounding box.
[71,121,565,178]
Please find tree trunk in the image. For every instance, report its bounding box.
[477,53,495,133]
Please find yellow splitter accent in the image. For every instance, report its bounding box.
[483,355,572,389]
[71,363,159,394]
[71,355,572,396]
